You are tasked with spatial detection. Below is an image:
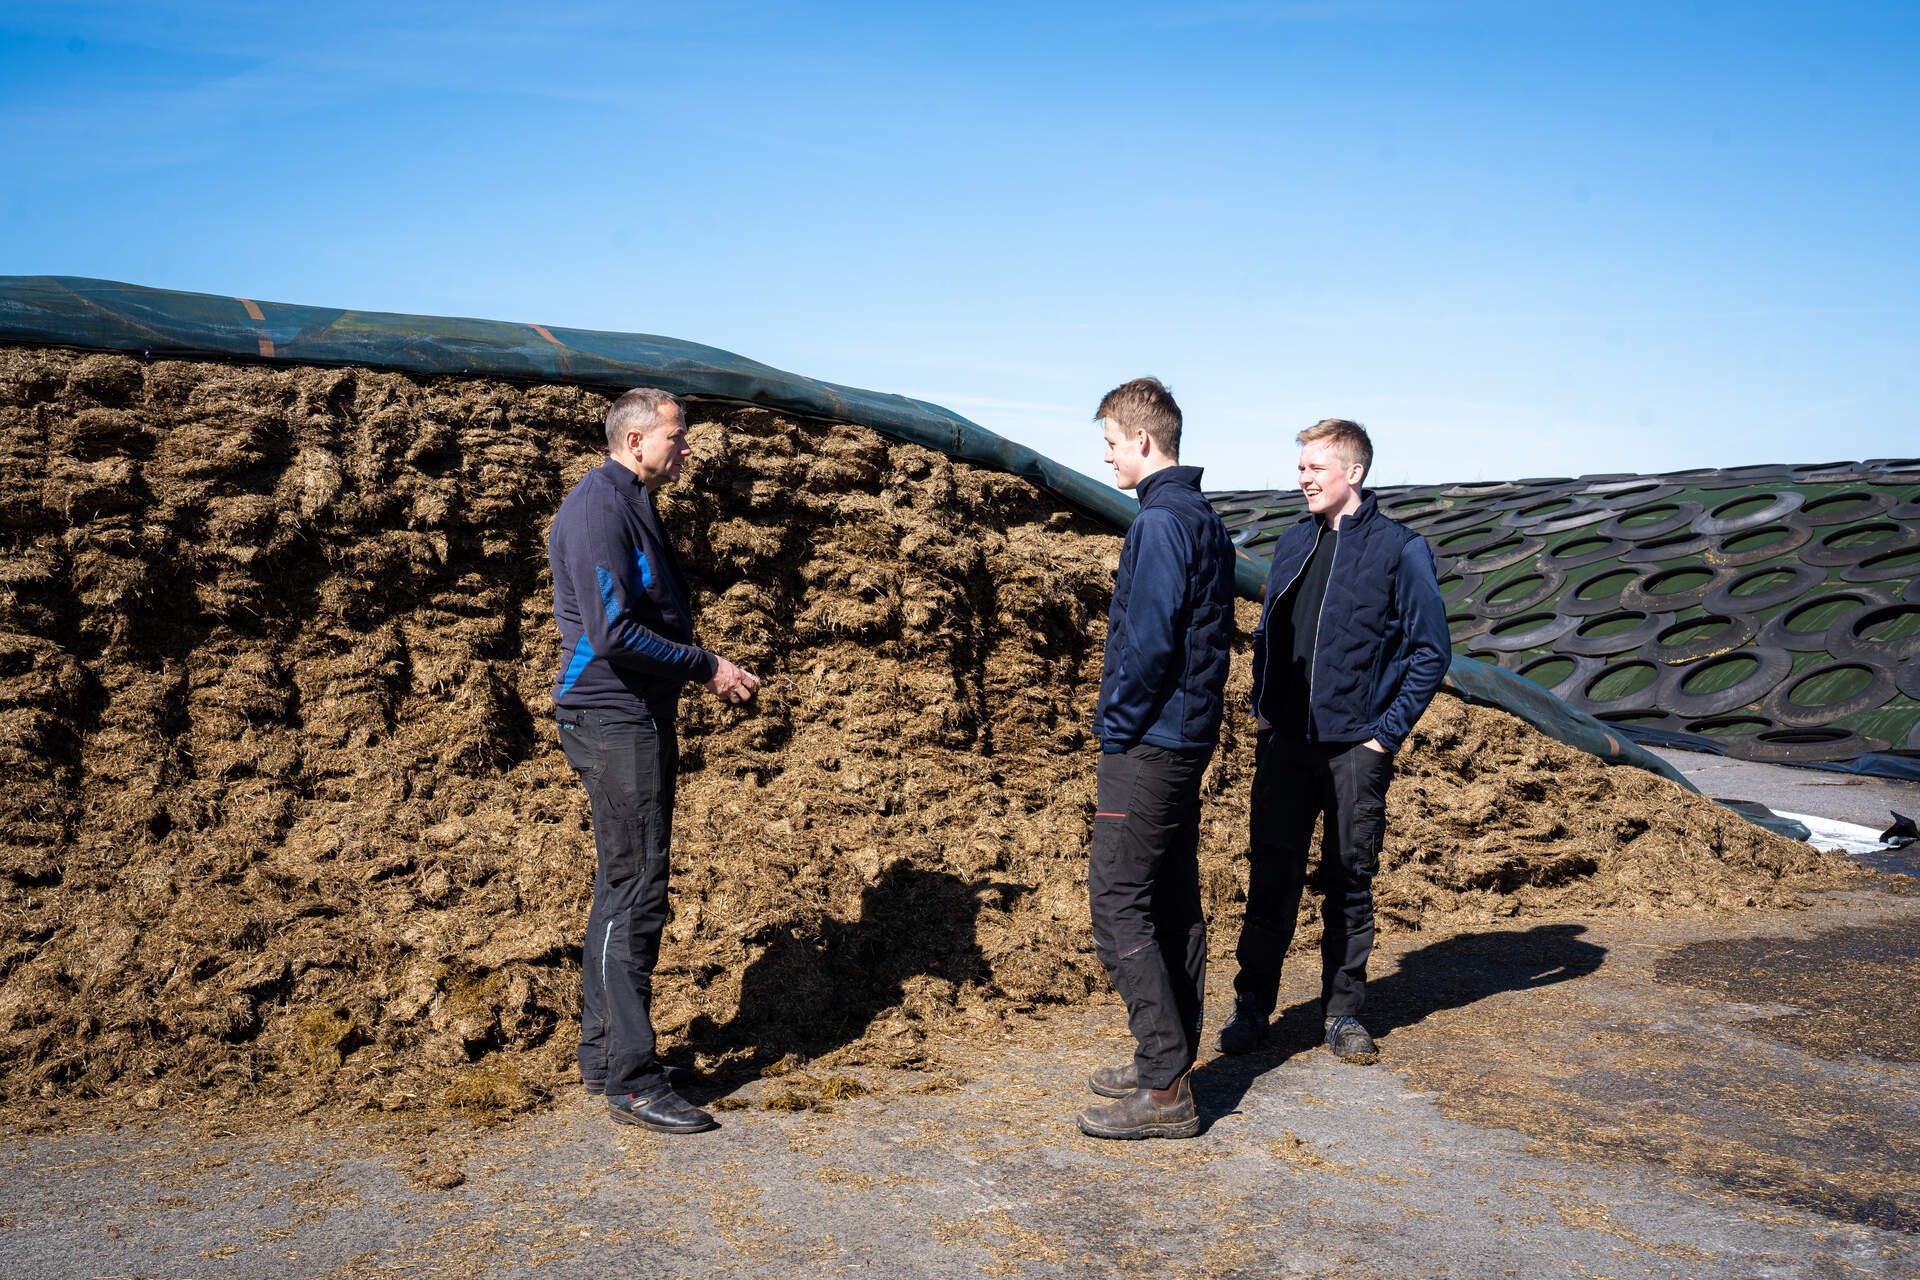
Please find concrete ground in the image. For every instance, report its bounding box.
[1648,747,1917,833]
[4,755,1916,1279]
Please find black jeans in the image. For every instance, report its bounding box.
[556,708,678,1099]
[1089,742,1212,1090]
[1232,734,1392,1020]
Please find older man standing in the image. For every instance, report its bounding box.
[1077,378,1236,1141]
[547,388,759,1133]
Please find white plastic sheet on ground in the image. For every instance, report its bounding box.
[1771,811,1892,855]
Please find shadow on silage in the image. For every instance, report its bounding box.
[1195,923,1607,1130]
[677,860,1016,1096]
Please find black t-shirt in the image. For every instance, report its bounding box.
[1264,524,1337,738]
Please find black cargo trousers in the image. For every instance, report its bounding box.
[556,708,677,1100]
[1232,733,1392,1020]
[1089,742,1213,1090]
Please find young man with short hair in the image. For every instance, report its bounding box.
[1076,377,1237,1140]
[1219,419,1449,1062]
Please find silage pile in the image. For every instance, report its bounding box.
[0,348,1855,1119]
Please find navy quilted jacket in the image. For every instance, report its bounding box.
[1250,492,1450,753]
[1094,466,1237,752]
[548,459,718,720]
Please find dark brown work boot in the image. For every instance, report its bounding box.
[1075,1074,1199,1140]
[1087,1061,1137,1099]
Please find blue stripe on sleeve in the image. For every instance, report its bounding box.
[595,565,621,625]
[556,635,595,699]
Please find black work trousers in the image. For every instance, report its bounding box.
[556,708,678,1100]
[1088,742,1212,1090]
[1232,734,1392,1020]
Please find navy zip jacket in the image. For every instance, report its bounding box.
[1094,466,1237,753]
[1250,491,1450,753]
[548,458,718,720]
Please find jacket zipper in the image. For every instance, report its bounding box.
[621,472,692,623]
[1306,523,1343,742]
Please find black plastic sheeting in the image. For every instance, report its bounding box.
[1617,723,1920,784]
[1212,469,1920,778]
[1,275,1805,832]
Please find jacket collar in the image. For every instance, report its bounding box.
[1309,488,1379,531]
[600,455,646,493]
[600,457,664,526]
[1135,464,1205,507]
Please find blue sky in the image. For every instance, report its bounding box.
[3,1,1915,490]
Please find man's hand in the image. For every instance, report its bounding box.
[704,657,760,705]
[1361,737,1388,754]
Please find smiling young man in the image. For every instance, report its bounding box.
[1076,378,1236,1141]
[547,388,759,1133]
[1218,418,1449,1063]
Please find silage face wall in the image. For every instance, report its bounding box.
[1,353,614,1101]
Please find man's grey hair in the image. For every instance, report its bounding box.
[605,387,687,452]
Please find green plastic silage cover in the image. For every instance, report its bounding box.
[0,274,1786,829]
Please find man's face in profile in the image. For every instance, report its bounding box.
[634,403,692,491]
[1103,416,1147,491]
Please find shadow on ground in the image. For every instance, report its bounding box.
[674,860,1019,1094]
[1195,923,1607,1129]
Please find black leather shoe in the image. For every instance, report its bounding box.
[1216,996,1269,1055]
[1075,1075,1199,1140]
[1324,1015,1378,1063]
[608,1089,716,1133]
[1088,1061,1137,1099]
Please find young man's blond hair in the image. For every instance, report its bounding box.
[1295,418,1372,480]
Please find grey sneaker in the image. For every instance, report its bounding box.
[1216,996,1270,1055]
[1324,1015,1378,1063]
